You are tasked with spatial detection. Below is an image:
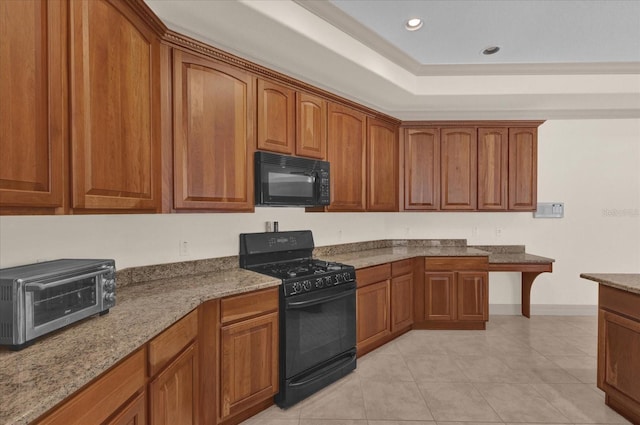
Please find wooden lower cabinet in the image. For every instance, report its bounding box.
[35,349,147,425]
[356,264,391,356]
[149,343,199,425]
[598,285,640,423]
[219,287,279,424]
[390,260,414,332]
[417,257,489,330]
[106,392,146,425]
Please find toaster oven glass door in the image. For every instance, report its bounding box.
[24,270,104,340]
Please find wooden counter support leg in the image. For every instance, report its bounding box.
[489,262,553,319]
[521,271,545,318]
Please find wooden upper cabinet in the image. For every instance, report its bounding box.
[257,79,294,154]
[508,127,538,211]
[0,0,66,212]
[296,92,327,159]
[69,0,161,211]
[403,128,440,210]
[172,50,255,211]
[327,103,367,211]
[478,128,508,211]
[440,128,477,210]
[367,118,398,211]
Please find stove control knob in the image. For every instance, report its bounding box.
[343,272,351,281]
[335,274,343,283]
[291,282,302,294]
[324,276,333,286]
[315,278,324,288]
[302,280,312,291]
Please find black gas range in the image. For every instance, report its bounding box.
[240,230,357,408]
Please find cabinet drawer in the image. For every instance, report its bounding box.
[148,309,198,377]
[221,287,279,325]
[599,285,640,322]
[425,256,488,271]
[356,263,391,288]
[37,348,146,425]
[392,259,413,277]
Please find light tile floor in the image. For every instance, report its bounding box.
[241,315,632,425]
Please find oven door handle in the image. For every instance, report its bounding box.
[289,351,357,388]
[286,287,354,309]
[23,270,106,292]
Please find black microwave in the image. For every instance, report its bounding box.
[254,151,330,207]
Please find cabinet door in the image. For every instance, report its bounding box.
[357,280,391,347]
[440,128,477,210]
[367,118,398,211]
[457,272,488,321]
[599,310,640,405]
[257,79,294,154]
[403,128,440,210]
[150,343,199,425]
[296,92,327,159]
[478,128,508,211]
[391,273,414,332]
[107,392,146,425]
[0,0,66,212]
[508,127,537,211]
[327,103,366,211]
[173,50,255,211]
[220,312,279,421]
[424,272,456,321]
[69,0,160,211]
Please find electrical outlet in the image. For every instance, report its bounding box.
[472,227,479,237]
[179,240,189,256]
[338,229,343,241]
[495,227,502,238]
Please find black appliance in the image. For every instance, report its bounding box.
[254,151,330,207]
[239,230,356,408]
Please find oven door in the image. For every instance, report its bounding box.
[283,281,356,379]
[24,269,105,341]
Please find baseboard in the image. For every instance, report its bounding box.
[490,304,598,316]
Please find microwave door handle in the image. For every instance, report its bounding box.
[23,269,107,292]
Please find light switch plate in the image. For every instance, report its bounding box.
[534,202,564,218]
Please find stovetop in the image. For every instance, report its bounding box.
[250,259,348,279]
[240,230,356,296]
[248,258,356,297]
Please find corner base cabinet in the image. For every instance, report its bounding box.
[598,285,640,424]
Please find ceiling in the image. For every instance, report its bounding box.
[145,0,640,120]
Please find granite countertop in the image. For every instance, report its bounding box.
[321,246,489,269]
[0,239,554,425]
[0,267,280,425]
[580,273,640,295]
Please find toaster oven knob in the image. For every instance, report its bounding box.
[103,279,115,292]
[104,292,116,303]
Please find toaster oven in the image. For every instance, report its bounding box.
[0,259,116,350]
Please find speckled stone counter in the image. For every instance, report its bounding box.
[580,273,640,295]
[0,240,554,425]
[319,245,489,269]
[0,266,279,425]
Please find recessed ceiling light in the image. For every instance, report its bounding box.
[405,18,423,31]
[482,46,501,55]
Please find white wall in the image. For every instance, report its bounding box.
[1,119,638,308]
